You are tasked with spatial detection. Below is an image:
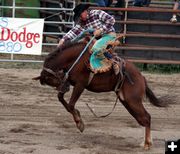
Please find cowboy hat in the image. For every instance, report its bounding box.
[73,4,91,21]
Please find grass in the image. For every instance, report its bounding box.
[136,64,180,73]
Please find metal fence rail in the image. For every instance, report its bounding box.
[0,0,180,64]
[92,3,180,64]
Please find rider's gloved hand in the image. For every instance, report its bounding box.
[93,29,103,37]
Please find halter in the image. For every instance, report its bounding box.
[43,67,59,78]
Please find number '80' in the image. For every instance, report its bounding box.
[0,41,22,52]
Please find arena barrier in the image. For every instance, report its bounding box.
[0,0,180,64]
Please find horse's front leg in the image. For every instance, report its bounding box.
[58,84,85,132]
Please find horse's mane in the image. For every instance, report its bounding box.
[45,41,86,65]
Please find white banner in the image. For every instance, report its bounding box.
[0,17,44,55]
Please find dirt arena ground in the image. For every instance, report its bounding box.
[0,68,179,154]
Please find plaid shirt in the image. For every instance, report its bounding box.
[62,10,115,41]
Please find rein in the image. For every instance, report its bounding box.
[65,36,95,78]
[86,97,119,118]
[86,69,126,119]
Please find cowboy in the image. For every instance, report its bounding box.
[59,3,120,74]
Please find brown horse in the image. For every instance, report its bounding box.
[34,41,166,150]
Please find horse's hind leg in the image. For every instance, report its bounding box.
[118,94,152,150]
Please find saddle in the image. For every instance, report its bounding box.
[82,34,125,75]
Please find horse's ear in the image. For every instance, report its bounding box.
[32,76,41,80]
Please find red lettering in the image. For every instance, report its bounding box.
[0,27,41,48]
[19,27,26,42]
[0,28,10,41]
[11,31,18,42]
[33,33,40,43]
[26,33,33,48]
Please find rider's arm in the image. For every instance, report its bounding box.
[94,10,115,34]
[59,25,84,46]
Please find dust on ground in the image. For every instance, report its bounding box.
[0,68,179,154]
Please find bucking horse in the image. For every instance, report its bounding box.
[33,36,167,150]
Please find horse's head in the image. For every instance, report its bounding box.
[33,42,88,90]
[33,68,65,90]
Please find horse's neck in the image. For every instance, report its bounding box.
[58,43,87,69]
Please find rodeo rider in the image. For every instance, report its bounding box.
[58,3,121,74]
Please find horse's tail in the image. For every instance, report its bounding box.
[145,78,167,107]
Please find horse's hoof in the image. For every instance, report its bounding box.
[140,141,152,150]
[144,142,152,150]
[76,120,85,132]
